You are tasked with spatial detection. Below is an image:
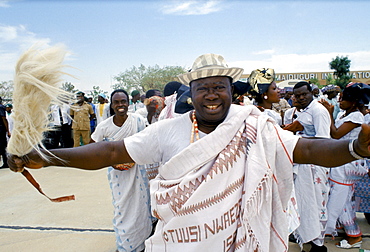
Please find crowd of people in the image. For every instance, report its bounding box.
[246,71,370,250]
[5,53,370,252]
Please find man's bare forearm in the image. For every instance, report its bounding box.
[293,138,356,167]
[42,140,134,170]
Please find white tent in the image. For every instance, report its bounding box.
[277,79,301,89]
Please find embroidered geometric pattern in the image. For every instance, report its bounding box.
[206,128,247,181]
[176,176,244,216]
[146,163,159,180]
[234,233,247,250]
[245,117,258,157]
[158,181,180,189]
[155,122,258,216]
[234,219,260,251]
[156,175,205,207]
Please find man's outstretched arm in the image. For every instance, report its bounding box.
[8,140,134,172]
[293,123,370,167]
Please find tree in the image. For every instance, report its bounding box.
[87,86,109,103]
[324,74,336,86]
[61,82,77,93]
[0,81,14,102]
[112,64,186,94]
[308,77,320,88]
[329,56,352,89]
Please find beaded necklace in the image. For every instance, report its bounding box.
[190,110,200,143]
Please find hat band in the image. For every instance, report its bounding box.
[193,65,227,71]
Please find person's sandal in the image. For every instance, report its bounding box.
[335,239,362,249]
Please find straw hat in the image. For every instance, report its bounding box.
[177,53,244,85]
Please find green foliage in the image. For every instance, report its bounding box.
[329,56,352,89]
[61,82,77,93]
[87,86,109,103]
[325,74,336,86]
[309,77,320,87]
[112,64,186,94]
[0,80,14,102]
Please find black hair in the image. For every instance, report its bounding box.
[163,81,183,97]
[232,81,252,103]
[249,83,271,104]
[342,83,370,107]
[145,89,162,98]
[109,89,129,116]
[293,81,312,92]
[253,93,264,104]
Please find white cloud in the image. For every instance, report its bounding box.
[230,51,370,75]
[0,24,50,46]
[0,25,18,41]
[161,0,222,15]
[0,0,10,8]
[0,24,51,79]
[253,49,275,55]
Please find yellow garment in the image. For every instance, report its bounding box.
[99,103,104,117]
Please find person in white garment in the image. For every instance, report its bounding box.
[90,89,154,252]
[44,104,68,149]
[8,53,370,252]
[292,81,331,251]
[128,90,145,113]
[95,93,110,125]
[158,81,188,120]
[283,95,302,127]
[321,83,370,249]
[5,104,13,140]
[321,84,340,120]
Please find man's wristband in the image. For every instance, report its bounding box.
[349,139,366,160]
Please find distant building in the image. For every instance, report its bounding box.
[240,70,370,86]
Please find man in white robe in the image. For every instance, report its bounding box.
[293,81,331,251]
[91,89,153,252]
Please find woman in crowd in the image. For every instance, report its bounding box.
[355,102,370,228]
[321,82,370,249]
[248,68,282,125]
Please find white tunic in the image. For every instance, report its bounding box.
[91,114,153,252]
[94,103,110,125]
[125,105,299,251]
[293,99,331,246]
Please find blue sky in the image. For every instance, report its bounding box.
[1,0,370,93]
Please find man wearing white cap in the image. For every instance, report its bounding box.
[95,93,110,125]
[9,53,370,252]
